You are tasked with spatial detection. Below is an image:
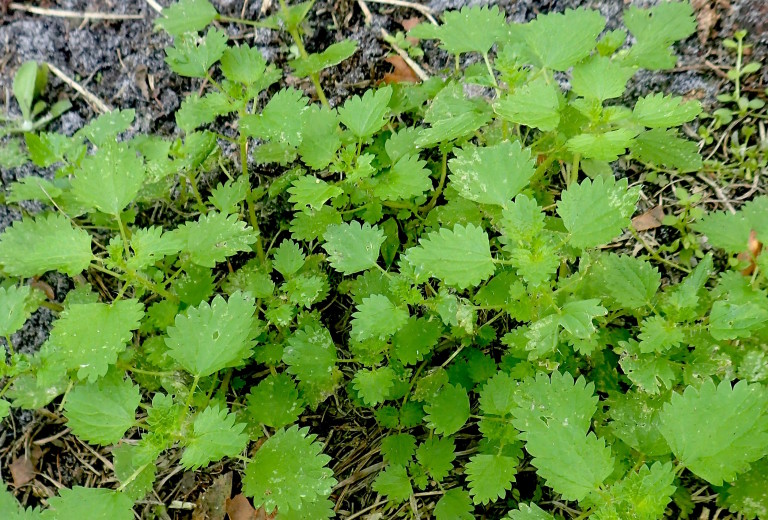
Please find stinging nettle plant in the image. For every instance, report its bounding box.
[1,0,768,518]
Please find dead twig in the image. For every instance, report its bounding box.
[696,172,737,213]
[145,0,164,14]
[45,62,111,114]
[8,2,143,20]
[365,0,438,25]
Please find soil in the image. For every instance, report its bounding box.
[0,0,766,518]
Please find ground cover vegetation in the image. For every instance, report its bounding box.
[1,0,768,518]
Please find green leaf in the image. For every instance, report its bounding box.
[372,155,433,201]
[557,176,640,249]
[596,253,661,308]
[71,140,146,215]
[435,488,473,520]
[298,106,342,169]
[448,141,535,207]
[381,433,417,466]
[521,8,606,71]
[0,214,93,277]
[633,93,701,128]
[566,128,637,161]
[638,316,684,353]
[165,292,256,378]
[288,176,343,211]
[723,458,768,519]
[415,436,456,482]
[284,274,328,308]
[571,55,635,101]
[42,487,133,520]
[175,92,234,132]
[416,83,492,147]
[424,384,470,436]
[479,371,518,417]
[631,129,702,172]
[507,503,555,519]
[220,43,267,85]
[620,353,680,395]
[113,441,159,501]
[207,177,249,215]
[608,391,670,457]
[406,223,495,289]
[247,373,303,428]
[125,226,182,272]
[12,61,37,121]
[322,221,386,275]
[493,77,561,131]
[155,0,217,36]
[351,294,409,342]
[283,324,338,403]
[181,404,249,469]
[290,40,358,77]
[591,462,676,520]
[77,109,135,146]
[0,285,33,337]
[171,211,257,267]
[63,373,140,445]
[372,464,412,502]
[338,86,392,139]
[392,317,443,365]
[691,197,768,254]
[0,138,28,168]
[658,379,768,485]
[243,426,336,514]
[273,240,305,277]
[241,88,309,147]
[623,2,696,69]
[709,300,768,341]
[45,299,143,382]
[352,366,396,406]
[164,28,228,77]
[409,6,507,56]
[466,452,518,505]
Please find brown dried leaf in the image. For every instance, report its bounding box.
[401,17,422,45]
[193,472,233,520]
[225,494,277,520]
[10,456,35,487]
[692,0,720,44]
[382,56,420,84]
[738,229,763,276]
[632,205,665,231]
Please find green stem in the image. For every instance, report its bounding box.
[482,52,500,96]
[185,375,200,411]
[569,153,580,186]
[4,335,14,356]
[419,151,448,214]
[288,27,330,108]
[629,227,691,274]
[114,213,130,259]
[186,172,207,211]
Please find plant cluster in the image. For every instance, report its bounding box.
[1,1,768,518]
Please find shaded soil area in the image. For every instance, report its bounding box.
[1,0,767,518]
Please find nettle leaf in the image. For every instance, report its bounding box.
[494,77,561,131]
[126,226,182,272]
[181,404,249,469]
[338,85,392,139]
[372,155,433,201]
[448,141,535,207]
[691,196,768,254]
[639,316,684,353]
[243,426,336,514]
[416,83,493,147]
[298,106,342,169]
[381,433,417,466]
[566,128,637,161]
[557,176,640,249]
[406,223,495,289]
[0,213,93,277]
[709,301,768,341]
[171,211,257,267]
[571,55,635,101]
[631,128,702,172]
[165,292,256,378]
[520,8,606,71]
[623,2,696,69]
[0,285,33,337]
[620,353,680,395]
[322,221,385,275]
[290,40,358,77]
[288,176,343,211]
[466,452,518,505]
[352,366,396,406]
[392,317,443,365]
[63,373,140,445]
[241,88,309,146]
[723,458,768,519]
[208,177,249,215]
[597,253,661,309]
[220,43,267,85]
[273,240,305,277]
[175,92,234,133]
[435,488,473,520]
[165,28,228,78]
[416,436,456,482]
[77,108,135,146]
[633,93,702,128]
[247,373,304,428]
[113,442,160,501]
[351,294,409,342]
[42,487,133,520]
[372,464,412,502]
[156,0,217,36]
[283,324,338,402]
[47,299,143,382]
[658,380,768,485]
[424,384,470,435]
[591,461,676,520]
[507,503,556,519]
[480,371,518,417]
[409,5,507,56]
